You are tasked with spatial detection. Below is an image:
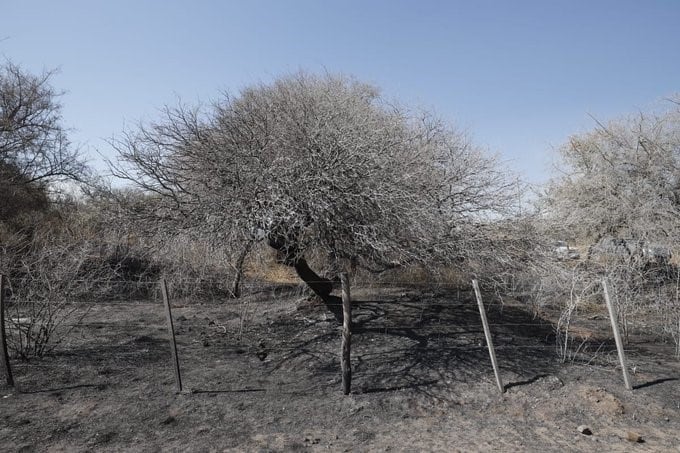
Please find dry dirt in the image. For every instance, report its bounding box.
[2,285,680,452]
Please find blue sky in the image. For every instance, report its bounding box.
[2,1,679,184]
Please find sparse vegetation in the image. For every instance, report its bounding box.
[0,63,679,365]
[3,3,680,450]
[538,99,680,351]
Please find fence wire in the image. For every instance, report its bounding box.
[1,274,670,395]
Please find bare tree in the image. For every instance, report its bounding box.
[0,61,85,221]
[540,98,680,344]
[109,73,518,308]
[542,100,680,249]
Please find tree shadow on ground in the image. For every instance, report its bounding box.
[348,290,562,395]
[52,335,171,366]
[11,335,174,393]
[633,377,679,390]
[12,287,623,398]
[20,383,105,394]
[263,286,584,399]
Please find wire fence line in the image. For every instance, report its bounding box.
[0,273,665,396]
[2,296,518,309]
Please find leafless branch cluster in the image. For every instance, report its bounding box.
[1,220,112,358]
[536,98,680,354]
[542,101,680,246]
[108,72,520,299]
[0,61,86,221]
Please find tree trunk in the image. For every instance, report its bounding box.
[292,257,333,299]
[230,239,253,298]
[268,234,342,321]
[292,258,342,322]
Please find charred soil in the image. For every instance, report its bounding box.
[2,286,680,452]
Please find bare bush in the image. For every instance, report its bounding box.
[2,233,105,359]
[511,250,600,362]
[108,72,520,310]
[86,186,246,299]
[542,101,680,246]
[537,97,680,355]
[0,204,155,358]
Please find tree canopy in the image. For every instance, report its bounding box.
[111,73,518,299]
[543,99,680,249]
[0,61,84,222]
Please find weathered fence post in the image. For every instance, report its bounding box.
[160,279,183,393]
[602,278,633,391]
[472,279,504,393]
[340,273,352,395]
[0,275,15,387]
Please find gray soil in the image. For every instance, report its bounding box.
[2,285,680,452]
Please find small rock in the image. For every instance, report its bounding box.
[626,432,644,443]
[176,315,187,322]
[577,425,592,435]
[89,431,117,445]
[161,416,176,425]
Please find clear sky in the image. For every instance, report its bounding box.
[2,1,679,185]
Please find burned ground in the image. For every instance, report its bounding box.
[2,286,679,452]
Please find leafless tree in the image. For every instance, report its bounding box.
[0,61,85,221]
[542,100,680,249]
[540,98,680,345]
[109,73,519,308]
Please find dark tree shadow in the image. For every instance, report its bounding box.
[191,388,266,394]
[265,286,570,398]
[503,374,550,391]
[633,377,679,390]
[21,383,104,394]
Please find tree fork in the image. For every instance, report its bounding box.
[292,258,333,299]
[268,235,333,298]
[267,235,342,320]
